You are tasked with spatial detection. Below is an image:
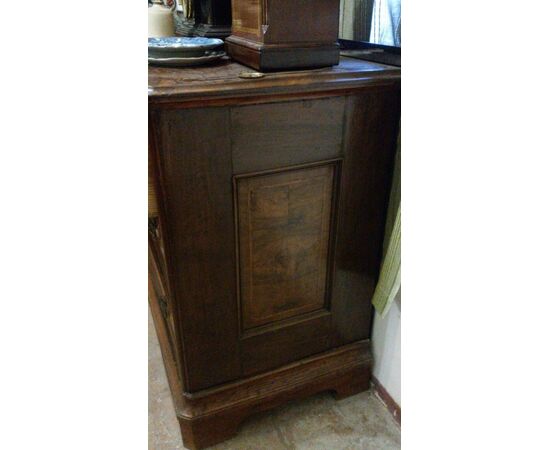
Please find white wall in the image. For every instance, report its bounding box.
[372,290,401,405]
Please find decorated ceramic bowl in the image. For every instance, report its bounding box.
[148,37,224,58]
[148,51,227,67]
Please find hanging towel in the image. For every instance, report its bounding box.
[372,130,401,316]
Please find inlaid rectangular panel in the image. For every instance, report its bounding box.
[236,163,337,330]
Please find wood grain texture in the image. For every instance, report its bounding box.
[148,114,187,384]
[150,267,372,450]
[227,0,339,70]
[148,149,159,217]
[240,311,333,375]
[148,56,400,106]
[148,59,400,448]
[231,0,261,36]
[236,164,335,329]
[148,270,187,417]
[149,246,178,367]
[330,90,401,346]
[225,37,340,71]
[231,98,345,173]
[153,107,242,392]
[261,0,339,44]
[176,340,373,450]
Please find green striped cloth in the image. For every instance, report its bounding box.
[372,131,401,317]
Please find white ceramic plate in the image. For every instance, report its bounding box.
[148,51,226,67]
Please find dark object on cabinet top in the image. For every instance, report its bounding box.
[339,39,401,67]
[175,0,232,39]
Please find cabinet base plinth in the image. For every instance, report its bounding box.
[175,341,373,450]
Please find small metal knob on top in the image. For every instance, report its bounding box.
[238,71,265,79]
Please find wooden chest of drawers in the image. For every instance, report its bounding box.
[148,57,400,449]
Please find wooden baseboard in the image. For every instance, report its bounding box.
[372,375,401,426]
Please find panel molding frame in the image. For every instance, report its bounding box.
[233,158,343,338]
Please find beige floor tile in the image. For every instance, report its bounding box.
[273,394,356,448]
[149,310,184,450]
[335,392,401,449]
[209,412,289,450]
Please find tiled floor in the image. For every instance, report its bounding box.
[149,310,400,450]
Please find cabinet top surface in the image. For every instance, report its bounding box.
[148,56,400,104]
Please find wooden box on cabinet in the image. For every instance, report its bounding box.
[225,0,340,70]
[148,58,400,450]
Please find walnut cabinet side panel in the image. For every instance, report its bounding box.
[149,91,400,393]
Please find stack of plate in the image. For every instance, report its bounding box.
[148,37,226,67]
